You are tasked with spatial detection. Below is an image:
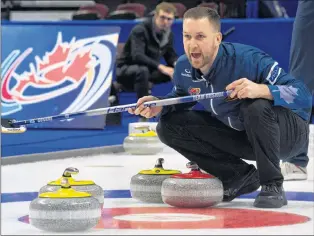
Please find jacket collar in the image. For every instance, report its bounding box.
[148,16,171,47]
[191,44,223,82]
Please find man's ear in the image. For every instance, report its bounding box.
[216,32,223,46]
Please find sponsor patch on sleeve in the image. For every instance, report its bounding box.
[265,62,282,85]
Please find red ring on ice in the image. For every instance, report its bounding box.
[19,207,310,229]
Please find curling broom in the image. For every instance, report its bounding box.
[1,90,232,134]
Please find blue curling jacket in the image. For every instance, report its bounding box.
[160,42,313,131]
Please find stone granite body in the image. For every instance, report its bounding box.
[130,174,174,203]
[161,177,224,208]
[123,136,164,155]
[29,196,101,232]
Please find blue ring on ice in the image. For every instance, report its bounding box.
[1,190,313,203]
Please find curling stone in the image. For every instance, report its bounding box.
[161,162,223,208]
[29,177,101,232]
[39,167,104,208]
[123,126,164,155]
[130,158,181,203]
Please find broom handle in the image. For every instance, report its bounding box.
[9,90,232,127]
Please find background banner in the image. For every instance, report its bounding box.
[1,23,120,129]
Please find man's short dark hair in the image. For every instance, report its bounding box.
[183,7,221,32]
[155,2,177,16]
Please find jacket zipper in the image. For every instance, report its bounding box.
[201,76,209,88]
[200,76,240,131]
[200,75,217,115]
[228,117,241,131]
[210,84,218,115]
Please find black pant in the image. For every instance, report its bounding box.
[156,99,309,186]
[116,64,172,99]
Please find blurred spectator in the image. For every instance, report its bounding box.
[258,0,288,18]
[1,0,13,20]
[281,0,314,180]
[111,2,178,121]
[196,0,246,18]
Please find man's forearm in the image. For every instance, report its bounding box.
[259,84,274,100]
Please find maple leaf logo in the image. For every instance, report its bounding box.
[274,85,299,104]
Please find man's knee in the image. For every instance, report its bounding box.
[136,66,150,81]
[156,114,181,145]
[240,99,275,123]
[156,120,171,145]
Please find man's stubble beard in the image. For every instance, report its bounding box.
[188,54,211,70]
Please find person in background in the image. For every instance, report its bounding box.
[111,2,178,122]
[280,0,314,181]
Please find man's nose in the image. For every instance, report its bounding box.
[189,38,199,49]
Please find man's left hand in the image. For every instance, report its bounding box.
[226,78,273,100]
[159,65,174,78]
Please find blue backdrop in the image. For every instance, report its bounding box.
[98,18,294,72]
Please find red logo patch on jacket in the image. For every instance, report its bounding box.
[188,87,201,95]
